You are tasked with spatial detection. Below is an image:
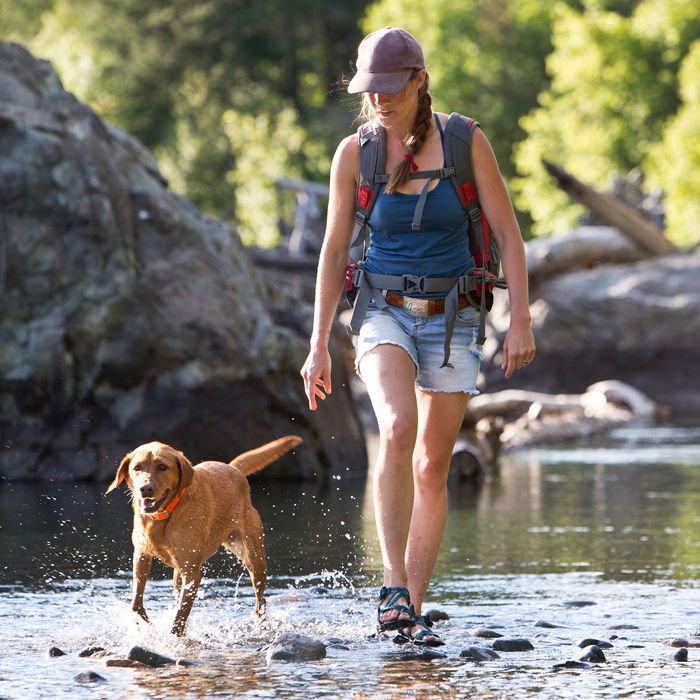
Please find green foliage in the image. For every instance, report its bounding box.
[513,0,700,242]
[646,41,700,246]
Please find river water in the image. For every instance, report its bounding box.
[1,425,699,699]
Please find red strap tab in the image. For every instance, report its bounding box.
[357,185,372,209]
[458,180,477,205]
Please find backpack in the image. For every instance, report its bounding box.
[345,112,506,364]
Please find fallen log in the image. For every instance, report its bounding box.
[542,160,676,256]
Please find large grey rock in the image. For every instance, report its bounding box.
[483,251,700,416]
[0,41,366,481]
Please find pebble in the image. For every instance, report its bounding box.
[674,648,688,662]
[47,646,66,657]
[424,609,449,622]
[460,646,500,661]
[577,638,613,649]
[577,645,607,663]
[127,646,176,667]
[74,671,107,683]
[535,620,564,628]
[78,646,106,657]
[470,628,503,639]
[266,632,327,662]
[492,638,534,652]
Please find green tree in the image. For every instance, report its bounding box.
[513,0,700,242]
[646,41,700,246]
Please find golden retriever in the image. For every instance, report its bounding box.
[106,435,302,636]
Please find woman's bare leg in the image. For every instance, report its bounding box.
[359,344,418,626]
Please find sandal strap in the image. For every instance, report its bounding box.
[414,613,433,628]
[378,586,412,613]
[413,614,442,642]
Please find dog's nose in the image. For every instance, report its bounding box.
[140,484,154,498]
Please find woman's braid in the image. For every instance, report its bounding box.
[385,73,433,194]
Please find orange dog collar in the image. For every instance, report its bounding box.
[147,487,187,521]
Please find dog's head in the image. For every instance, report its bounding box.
[106,442,195,515]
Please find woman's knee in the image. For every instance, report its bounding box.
[377,411,417,451]
[413,452,451,492]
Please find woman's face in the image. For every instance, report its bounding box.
[367,71,425,126]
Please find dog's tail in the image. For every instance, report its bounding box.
[229,435,303,477]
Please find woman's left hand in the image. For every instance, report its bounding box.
[501,320,536,379]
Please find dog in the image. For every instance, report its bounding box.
[106,435,302,636]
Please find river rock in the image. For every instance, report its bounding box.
[47,646,66,657]
[266,632,326,662]
[577,638,613,649]
[535,620,565,629]
[0,40,366,482]
[424,609,449,622]
[397,650,447,662]
[74,671,107,683]
[609,624,639,630]
[105,659,146,668]
[470,628,503,639]
[674,648,688,662]
[127,645,176,667]
[577,645,607,663]
[78,646,105,657]
[492,638,534,652]
[553,660,595,670]
[561,600,596,608]
[460,646,500,661]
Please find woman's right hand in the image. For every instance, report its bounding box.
[301,345,332,411]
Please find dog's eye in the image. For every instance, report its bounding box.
[158,463,168,472]
[132,464,142,472]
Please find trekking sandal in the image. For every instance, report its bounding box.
[377,586,414,633]
[411,613,445,647]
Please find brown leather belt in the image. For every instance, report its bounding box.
[385,290,471,318]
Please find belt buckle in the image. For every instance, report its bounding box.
[403,296,430,318]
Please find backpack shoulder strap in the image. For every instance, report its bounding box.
[443,112,481,214]
[350,120,386,257]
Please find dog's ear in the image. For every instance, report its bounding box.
[176,452,195,489]
[106,453,132,494]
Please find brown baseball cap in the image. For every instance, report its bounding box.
[347,27,425,95]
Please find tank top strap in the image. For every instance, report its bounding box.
[434,112,444,143]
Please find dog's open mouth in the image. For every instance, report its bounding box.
[140,490,170,514]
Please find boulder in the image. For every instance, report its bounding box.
[483,248,700,417]
[0,41,366,481]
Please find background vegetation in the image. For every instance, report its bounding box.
[2,0,699,246]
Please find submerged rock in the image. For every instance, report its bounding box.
[105,659,146,668]
[553,660,595,670]
[577,638,613,649]
[47,646,66,657]
[492,638,534,652]
[266,632,326,662]
[470,628,503,639]
[127,646,176,667]
[397,650,447,662]
[74,671,107,683]
[561,600,597,608]
[460,646,500,661]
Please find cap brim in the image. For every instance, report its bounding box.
[347,69,413,95]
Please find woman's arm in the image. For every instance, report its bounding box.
[472,128,536,378]
[301,134,358,409]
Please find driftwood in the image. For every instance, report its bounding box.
[526,226,649,288]
[463,380,657,453]
[542,160,676,256]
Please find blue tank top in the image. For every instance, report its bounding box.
[364,115,475,283]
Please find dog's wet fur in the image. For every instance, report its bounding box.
[106,435,302,636]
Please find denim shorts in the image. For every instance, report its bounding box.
[352,301,484,394]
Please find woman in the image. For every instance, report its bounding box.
[301,27,535,646]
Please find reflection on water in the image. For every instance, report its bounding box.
[1,426,699,699]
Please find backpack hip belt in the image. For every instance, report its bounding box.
[347,265,489,368]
